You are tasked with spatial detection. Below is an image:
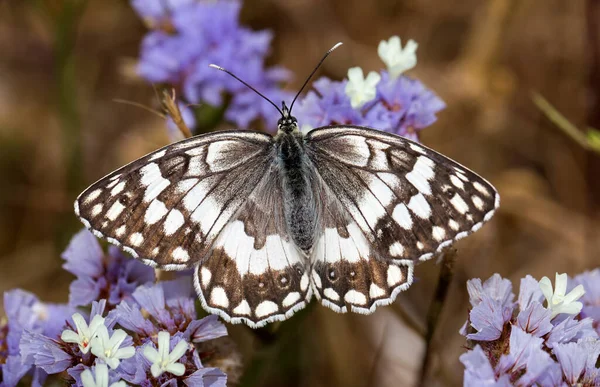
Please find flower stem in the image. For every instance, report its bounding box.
[418,248,458,386]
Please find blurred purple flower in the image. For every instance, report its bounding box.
[0,289,75,386]
[573,269,600,334]
[133,0,292,132]
[62,229,155,308]
[294,71,444,139]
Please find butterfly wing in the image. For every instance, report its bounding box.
[193,163,312,328]
[305,126,499,312]
[75,130,275,269]
[310,179,414,313]
[306,125,499,264]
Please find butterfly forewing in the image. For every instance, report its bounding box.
[193,164,312,328]
[75,130,274,269]
[305,126,499,267]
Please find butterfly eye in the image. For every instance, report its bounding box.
[327,267,338,282]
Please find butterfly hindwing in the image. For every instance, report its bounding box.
[305,126,499,265]
[310,182,414,313]
[193,164,312,328]
[75,130,274,269]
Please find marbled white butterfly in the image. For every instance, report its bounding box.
[75,43,499,328]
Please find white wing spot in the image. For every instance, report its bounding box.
[324,288,340,301]
[201,267,212,289]
[164,209,185,236]
[392,203,413,229]
[409,143,427,155]
[105,201,125,221]
[344,290,367,305]
[210,287,229,308]
[448,219,460,231]
[450,194,470,214]
[387,265,403,287]
[176,178,199,194]
[367,176,395,207]
[388,241,404,257]
[172,247,190,262]
[406,170,431,195]
[282,292,301,308]
[473,182,491,197]
[145,200,169,225]
[233,300,251,316]
[151,247,159,256]
[450,175,464,190]
[311,270,322,289]
[149,149,166,161]
[191,196,220,235]
[300,272,309,291]
[472,195,485,210]
[110,181,126,197]
[408,193,432,219]
[140,163,171,202]
[129,232,144,247]
[83,189,102,204]
[91,204,103,217]
[432,226,446,241]
[370,284,386,298]
[456,171,469,182]
[377,172,402,191]
[417,241,424,250]
[115,225,126,237]
[255,300,279,318]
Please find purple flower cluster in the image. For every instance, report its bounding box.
[62,229,155,308]
[294,72,445,140]
[460,272,600,386]
[1,230,228,386]
[131,0,292,132]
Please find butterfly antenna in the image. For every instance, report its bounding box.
[288,42,343,113]
[208,64,284,116]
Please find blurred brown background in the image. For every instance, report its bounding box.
[1,0,598,386]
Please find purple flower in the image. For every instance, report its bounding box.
[0,289,75,386]
[133,0,292,132]
[113,278,227,341]
[294,77,361,129]
[20,330,73,374]
[461,272,600,386]
[496,326,553,385]
[62,229,155,308]
[462,274,514,341]
[184,367,227,386]
[573,269,600,333]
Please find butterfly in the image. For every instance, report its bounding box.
[74,43,499,328]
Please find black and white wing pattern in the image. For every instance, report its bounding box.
[193,164,311,328]
[310,179,414,314]
[75,130,274,270]
[305,126,499,312]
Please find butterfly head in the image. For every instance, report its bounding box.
[278,101,298,133]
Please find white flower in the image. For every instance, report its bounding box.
[377,36,418,79]
[81,363,126,387]
[539,273,586,319]
[91,325,136,369]
[344,67,381,109]
[61,313,105,354]
[143,331,188,378]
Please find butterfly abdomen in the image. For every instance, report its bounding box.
[277,132,317,252]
